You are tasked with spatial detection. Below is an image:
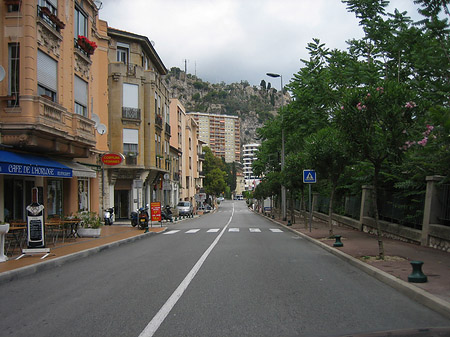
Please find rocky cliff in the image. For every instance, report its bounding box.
[165,67,288,145]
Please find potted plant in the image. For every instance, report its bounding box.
[77,35,97,55]
[77,211,102,238]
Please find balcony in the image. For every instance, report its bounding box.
[0,96,95,157]
[165,123,171,136]
[122,107,141,121]
[155,115,163,129]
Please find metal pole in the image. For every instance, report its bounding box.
[280,75,286,221]
[309,184,312,232]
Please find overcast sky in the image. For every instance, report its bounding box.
[99,0,421,87]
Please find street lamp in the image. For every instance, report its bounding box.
[266,72,286,221]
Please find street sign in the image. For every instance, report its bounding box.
[303,169,316,184]
[151,202,161,222]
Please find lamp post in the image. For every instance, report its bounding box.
[266,72,286,221]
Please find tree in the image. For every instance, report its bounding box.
[303,127,352,236]
[204,168,227,196]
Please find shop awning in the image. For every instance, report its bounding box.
[0,150,72,178]
[56,160,97,178]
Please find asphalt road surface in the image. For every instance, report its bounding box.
[1,201,449,337]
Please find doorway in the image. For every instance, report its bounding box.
[114,190,130,219]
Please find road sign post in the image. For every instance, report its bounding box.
[303,170,316,232]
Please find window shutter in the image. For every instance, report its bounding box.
[123,128,139,144]
[74,75,88,106]
[37,50,57,92]
[123,83,139,108]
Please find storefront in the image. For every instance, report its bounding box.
[0,150,97,222]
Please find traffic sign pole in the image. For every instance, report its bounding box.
[303,170,316,232]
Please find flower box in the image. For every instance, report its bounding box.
[77,35,97,55]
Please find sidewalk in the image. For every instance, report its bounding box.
[258,210,450,319]
[0,222,166,283]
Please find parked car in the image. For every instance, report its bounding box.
[218,197,224,202]
[176,201,193,216]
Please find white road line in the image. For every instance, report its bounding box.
[186,229,200,234]
[270,228,283,233]
[163,230,180,235]
[139,204,235,337]
[228,228,239,232]
[249,228,261,232]
[207,229,220,233]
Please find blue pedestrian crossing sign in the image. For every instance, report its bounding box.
[303,170,316,183]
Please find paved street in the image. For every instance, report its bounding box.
[0,201,449,337]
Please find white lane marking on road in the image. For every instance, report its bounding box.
[228,228,239,232]
[249,228,261,232]
[186,229,200,234]
[163,230,180,235]
[139,204,235,337]
[270,228,283,233]
[207,229,220,233]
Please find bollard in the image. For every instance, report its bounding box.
[408,261,427,283]
[333,235,343,247]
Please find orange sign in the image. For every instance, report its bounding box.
[151,202,161,222]
[101,153,124,166]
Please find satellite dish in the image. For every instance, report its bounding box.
[91,113,100,127]
[97,123,107,135]
[0,66,5,82]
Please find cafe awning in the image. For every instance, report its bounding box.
[0,150,72,178]
[56,160,97,178]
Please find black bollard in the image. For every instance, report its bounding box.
[333,235,343,247]
[408,261,427,283]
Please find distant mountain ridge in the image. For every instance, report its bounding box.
[165,67,287,145]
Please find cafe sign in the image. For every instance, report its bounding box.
[101,153,124,166]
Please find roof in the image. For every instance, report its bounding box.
[107,27,167,75]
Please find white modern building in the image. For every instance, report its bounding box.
[243,143,260,191]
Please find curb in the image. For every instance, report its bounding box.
[0,229,165,285]
[255,211,450,320]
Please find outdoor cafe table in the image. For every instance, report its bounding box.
[61,219,80,239]
[7,223,26,252]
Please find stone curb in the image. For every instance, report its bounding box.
[0,229,166,285]
[255,211,450,320]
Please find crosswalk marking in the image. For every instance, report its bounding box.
[186,229,201,234]
[163,228,284,235]
[163,230,180,235]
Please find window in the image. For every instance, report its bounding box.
[78,178,89,212]
[39,0,57,14]
[116,42,129,64]
[74,75,88,117]
[74,6,87,39]
[8,43,20,107]
[37,50,57,102]
[123,83,138,108]
[123,129,139,155]
[47,180,63,217]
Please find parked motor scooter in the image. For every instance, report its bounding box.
[138,205,149,229]
[130,209,138,227]
[104,207,114,226]
[161,205,173,222]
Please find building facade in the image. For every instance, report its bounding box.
[0,0,108,222]
[187,112,240,164]
[243,143,260,191]
[106,27,171,218]
[169,99,204,208]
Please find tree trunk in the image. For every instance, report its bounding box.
[372,163,385,259]
[290,190,295,224]
[328,184,336,237]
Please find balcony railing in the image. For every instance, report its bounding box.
[155,115,163,129]
[122,107,141,120]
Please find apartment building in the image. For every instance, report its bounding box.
[188,112,240,163]
[243,143,260,191]
[169,99,204,208]
[106,27,171,218]
[0,0,108,222]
